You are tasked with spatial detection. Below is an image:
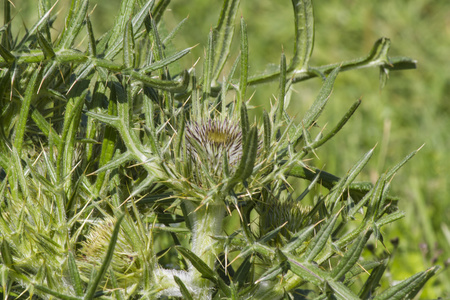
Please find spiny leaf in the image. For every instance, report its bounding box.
[234,126,258,182]
[58,0,88,49]
[174,276,194,300]
[123,19,135,68]
[263,110,272,154]
[141,47,192,73]
[203,29,214,98]
[0,43,15,64]
[37,31,55,58]
[308,99,361,150]
[326,280,360,300]
[85,15,96,56]
[239,17,248,103]
[283,224,316,253]
[359,260,389,299]
[104,0,137,58]
[301,67,339,129]
[285,253,326,286]
[14,66,42,154]
[289,0,314,71]
[34,285,81,300]
[328,147,375,210]
[276,52,287,124]
[331,229,372,280]
[67,252,83,297]
[175,246,216,281]
[373,266,440,300]
[240,102,249,145]
[306,211,339,262]
[212,0,241,81]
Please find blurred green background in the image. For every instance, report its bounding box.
[8,0,450,297]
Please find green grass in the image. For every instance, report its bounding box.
[4,0,450,298]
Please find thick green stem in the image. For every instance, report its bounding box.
[186,199,226,299]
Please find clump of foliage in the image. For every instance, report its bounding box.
[0,0,440,299]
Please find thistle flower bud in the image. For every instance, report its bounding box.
[78,216,140,285]
[185,118,243,182]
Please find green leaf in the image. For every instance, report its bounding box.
[233,126,258,182]
[282,224,315,253]
[285,254,325,286]
[67,252,83,297]
[150,0,168,25]
[175,246,232,296]
[276,52,287,123]
[326,280,360,300]
[240,102,250,145]
[1,239,15,270]
[375,210,405,227]
[301,67,339,129]
[175,246,216,281]
[174,276,194,300]
[34,285,81,300]
[2,0,12,50]
[256,264,285,284]
[364,174,386,221]
[305,211,339,262]
[0,43,15,64]
[58,0,88,49]
[373,266,440,300]
[162,16,189,45]
[258,223,288,244]
[174,107,186,160]
[344,260,385,284]
[212,0,241,82]
[123,19,135,68]
[30,104,62,145]
[239,17,248,103]
[328,147,375,209]
[289,0,314,71]
[105,0,136,59]
[141,47,192,73]
[387,56,417,70]
[359,260,389,299]
[37,31,55,58]
[307,99,361,150]
[143,125,162,158]
[233,256,251,286]
[404,266,440,299]
[109,270,125,300]
[386,147,421,180]
[331,229,372,280]
[263,110,272,154]
[16,1,55,49]
[14,66,42,154]
[85,15,96,56]
[85,111,120,127]
[203,29,214,98]
[11,146,30,200]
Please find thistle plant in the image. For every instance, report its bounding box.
[0,0,441,299]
